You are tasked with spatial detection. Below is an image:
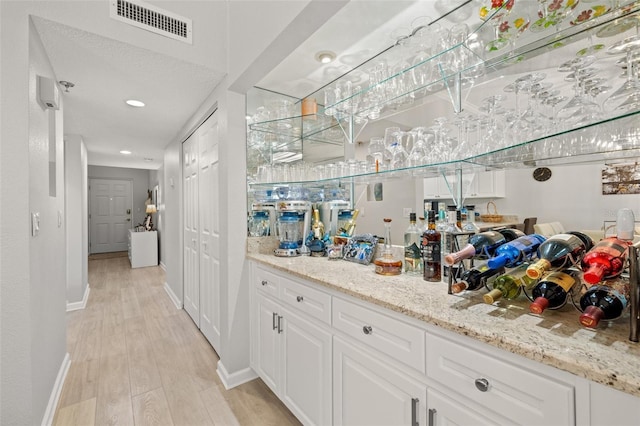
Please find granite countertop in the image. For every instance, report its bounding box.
[247,237,640,397]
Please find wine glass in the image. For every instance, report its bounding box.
[603,34,640,114]
[530,0,581,33]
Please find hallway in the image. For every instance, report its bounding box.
[54,256,300,425]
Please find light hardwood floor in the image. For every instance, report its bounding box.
[54,256,301,426]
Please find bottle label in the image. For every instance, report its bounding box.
[543,272,576,292]
[423,241,441,262]
[405,243,421,260]
[510,238,534,250]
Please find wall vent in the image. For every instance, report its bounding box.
[109,0,192,44]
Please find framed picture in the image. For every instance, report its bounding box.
[602,163,640,195]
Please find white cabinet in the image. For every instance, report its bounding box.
[251,267,332,426]
[589,381,640,426]
[423,170,505,200]
[127,229,157,268]
[333,336,426,426]
[426,388,503,426]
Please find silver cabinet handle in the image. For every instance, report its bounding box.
[277,316,283,334]
[272,312,278,330]
[428,408,436,426]
[296,295,304,302]
[261,280,268,286]
[411,398,419,426]
[363,325,373,335]
[475,378,490,392]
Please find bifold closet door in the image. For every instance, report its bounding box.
[183,132,200,325]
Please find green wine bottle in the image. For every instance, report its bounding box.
[483,263,539,304]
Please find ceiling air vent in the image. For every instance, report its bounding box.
[109,0,192,44]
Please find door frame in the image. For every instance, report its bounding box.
[88,177,134,254]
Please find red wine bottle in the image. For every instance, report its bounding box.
[451,262,504,293]
[581,237,630,284]
[529,270,578,314]
[526,232,593,280]
[579,280,629,328]
[444,231,506,265]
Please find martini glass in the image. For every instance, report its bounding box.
[603,34,640,114]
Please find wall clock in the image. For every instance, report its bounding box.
[533,167,552,182]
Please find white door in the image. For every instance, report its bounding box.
[183,133,200,324]
[333,336,426,426]
[281,307,332,426]
[198,115,221,350]
[89,178,132,253]
[255,293,280,395]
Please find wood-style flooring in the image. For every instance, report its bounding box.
[53,256,301,426]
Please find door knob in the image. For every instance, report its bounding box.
[127,218,131,221]
[362,325,373,335]
[296,296,304,302]
[475,378,490,392]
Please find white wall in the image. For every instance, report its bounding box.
[65,135,88,306]
[88,165,151,229]
[163,141,182,304]
[1,5,69,422]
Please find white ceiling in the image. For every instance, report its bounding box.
[32,8,224,170]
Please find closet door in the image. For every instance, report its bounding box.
[183,133,200,325]
[198,114,221,350]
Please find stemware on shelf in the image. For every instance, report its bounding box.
[604,32,640,113]
[531,0,581,33]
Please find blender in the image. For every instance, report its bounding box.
[318,200,351,237]
[250,202,277,236]
[274,200,311,257]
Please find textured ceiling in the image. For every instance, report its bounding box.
[32,14,224,169]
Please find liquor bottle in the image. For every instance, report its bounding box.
[444,230,507,265]
[422,211,441,282]
[436,202,447,231]
[483,263,538,304]
[486,234,547,269]
[451,261,504,293]
[339,209,359,237]
[498,228,525,241]
[529,270,578,314]
[581,237,631,284]
[311,207,325,240]
[579,280,630,328]
[526,232,593,280]
[404,213,422,276]
[374,218,403,276]
[441,207,462,280]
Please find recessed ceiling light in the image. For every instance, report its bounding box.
[315,51,336,64]
[126,99,145,107]
[120,150,132,155]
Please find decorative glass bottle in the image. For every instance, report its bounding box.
[374,218,403,276]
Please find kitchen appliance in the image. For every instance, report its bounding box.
[250,202,277,236]
[274,200,311,257]
[318,200,351,237]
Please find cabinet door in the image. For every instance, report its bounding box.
[424,176,442,199]
[333,336,426,426]
[255,294,281,395]
[280,307,332,426]
[427,388,503,426]
[472,170,505,198]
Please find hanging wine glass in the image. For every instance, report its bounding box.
[603,33,640,114]
[388,27,415,108]
[410,17,438,96]
[486,13,531,52]
[570,1,611,27]
[530,0,581,33]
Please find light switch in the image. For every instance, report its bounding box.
[31,212,40,236]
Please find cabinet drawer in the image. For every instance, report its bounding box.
[332,298,425,372]
[280,277,331,325]
[426,333,574,425]
[254,265,279,297]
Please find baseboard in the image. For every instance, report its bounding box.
[41,352,70,426]
[159,261,166,271]
[163,282,182,309]
[66,284,90,312]
[217,361,257,390]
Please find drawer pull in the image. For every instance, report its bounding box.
[261,280,268,286]
[428,408,436,426]
[296,295,304,302]
[272,312,278,330]
[277,316,283,334]
[362,325,373,335]
[475,378,490,392]
[411,398,419,426]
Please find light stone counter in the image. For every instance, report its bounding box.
[247,237,640,398]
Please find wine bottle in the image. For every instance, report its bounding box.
[339,209,359,237]
[311,207,325,240]
[498,228,525,241]
[483,263,538,304]
[374,218,403,276]
[529,270,578,314]
[486,234,547,269]
[441,207,462,280]
[526,232,593,280]
[444,231,507,265]
[579,280,630,328]
[404,213,422,276]
[451,261,504,293]
[422,210,441,282]
[581,237,631,284]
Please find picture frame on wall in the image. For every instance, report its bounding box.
[602,163,640,195]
